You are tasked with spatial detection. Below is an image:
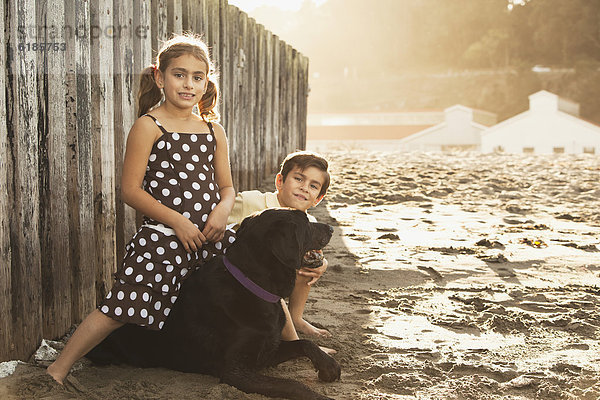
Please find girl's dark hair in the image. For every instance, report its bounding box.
[138,33,220,121]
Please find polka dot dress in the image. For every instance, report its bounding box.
[99,114,236,330]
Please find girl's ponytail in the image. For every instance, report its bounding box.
[137,65,162,117]
[198,78,220,122]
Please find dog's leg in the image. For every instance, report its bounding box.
[221,366,334,400]
[268,339,341,383]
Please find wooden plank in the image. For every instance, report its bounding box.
[90,0,116,306]
[256,24,266,181]
[262,30,273,178]
[40,0,71,340]
[151,0,169,54]
[0,0,12,361]
[239,12,250,191]
[270,34,280,175]
[6,0,43,360]
[290,49,299,151]
[113,0,137,265]
[168,0,183,35]
[228,5,241,189]
[218,0,229,140]
[298,54,309,150]
[278,41,289,161]
[246,17,256,189]
[71,0,96,322]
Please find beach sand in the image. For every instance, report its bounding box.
[1,150,599,399]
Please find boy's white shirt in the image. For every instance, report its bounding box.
[227,190,316,231]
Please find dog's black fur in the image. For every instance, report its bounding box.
[86,208,340,400]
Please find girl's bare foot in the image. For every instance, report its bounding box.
[295,318,332,337]
[46,363,66,385]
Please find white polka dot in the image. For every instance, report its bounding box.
[151,233,159,242]
[161,161,169,168]
[186,163,195,171]
[215,242,222,250]
[200,144,207,152]
[149,154,157,162]
[173,197,182,206]
[179,172,188,180]
[162,284,169,292]
[173,153,181,161]
[183,211,191,218]
[192,154,200,162]
[144,252,151,259]
[172,276,177,284]
[149,315,154,325]
[180,268,188,276]
[156,171,165,178]
[203,193,210,201]
[136,274,143,283]
[190,182,199,190]
[162,188,170,196]
[141,309,148,318]
[203,165,209,171]
[194,203,202,211]
[207,135,213,142]
[209,183,215,191]
[101,305,109,313]
[211,203,216,210]
[166,142,172,150]
[170,241,178,250]
[154,301,162,310]
[114,307,122,316]
[184,191,193,199]
[128,307,135,317]
[228,236,235,243]
[158,321,164,329]
[145,262,154,271]
[202,214,208,222]
[156,247,165,255]
[172,132,180,140]
[190,134,198,142]
[136,255,144,263]
[202,250,208,259]
[182,144,190,152]
[125,267,133,276]
[127,293,136,302]
[149,180,157,188]
[187,253,192,261]
[216,193,221,200]
[139,238,146,246]
[157,141,165,149]
[171,296,177,303]
[168,178,177,185]
[142,292,150,302]
[166,264,174,273]
[106,291,112,299]
[175,255,182,264]
[208,154,213,162]
[155,273,162,282]
[163,308,171,317]
[199,173,206,181]
[117,291,125,300]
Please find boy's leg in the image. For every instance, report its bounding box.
[280,299,299,341]
[47,309,124,384]
[288,274,332,338]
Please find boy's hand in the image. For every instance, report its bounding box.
[298,257,328,286]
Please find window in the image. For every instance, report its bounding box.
[523,147,534,154]
[553,147,565,154]
[583,147,595,154]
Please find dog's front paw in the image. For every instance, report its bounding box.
[316,354,341,382]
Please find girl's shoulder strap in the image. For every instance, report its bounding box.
[143,114,168,134]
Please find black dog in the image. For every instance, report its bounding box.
[86,208,340,400]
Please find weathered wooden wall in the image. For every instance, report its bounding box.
[0,0,309,361]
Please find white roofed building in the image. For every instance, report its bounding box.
[481,90,600,154]
[397,105,497,151]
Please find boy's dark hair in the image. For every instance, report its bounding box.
[279,151,330,197]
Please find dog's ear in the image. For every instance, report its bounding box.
[271,225,303,268]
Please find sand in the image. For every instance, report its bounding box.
[1,149,599,399]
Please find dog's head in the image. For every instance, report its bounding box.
[235,208,333,270]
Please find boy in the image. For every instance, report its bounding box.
[227,150,332,339]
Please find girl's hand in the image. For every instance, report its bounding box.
[202,205,229,242]
[172,214,207,253]
[298,257,328,286]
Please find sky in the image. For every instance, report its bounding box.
[228,0,326,12]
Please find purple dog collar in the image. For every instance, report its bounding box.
[223,256,281,303]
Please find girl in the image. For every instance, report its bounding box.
[48,33,236,384]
